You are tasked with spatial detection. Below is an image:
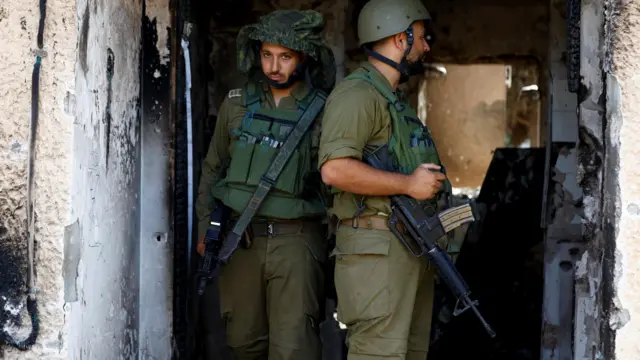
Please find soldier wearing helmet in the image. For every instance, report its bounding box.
[318,0,450,358]
[195,9,335,360]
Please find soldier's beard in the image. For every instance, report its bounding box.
[264,62,308,89]
[398,60,418,84]
[399,53,427,84]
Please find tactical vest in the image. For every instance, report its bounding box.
[212,83,327,219]
[345,70,453,206]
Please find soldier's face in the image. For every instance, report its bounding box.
[260,42,302,84]
[405,21,430,64]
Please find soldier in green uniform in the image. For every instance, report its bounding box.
[318,0,449,359]
[194,9,336,360]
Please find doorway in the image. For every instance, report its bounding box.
[168,0,571,359]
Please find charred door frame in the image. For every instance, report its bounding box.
[171,0,191,357]
[172,0,211,358]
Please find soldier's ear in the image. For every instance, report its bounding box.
[392,33,406,51]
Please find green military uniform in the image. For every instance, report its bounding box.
[319,62,437,360]
[318,0,447,358]
[195,10,336,360]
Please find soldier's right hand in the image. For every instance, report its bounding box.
[406,163,447,200]
[197,236,205,257]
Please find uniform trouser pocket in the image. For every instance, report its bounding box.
[209,229,327,360]
[333,227,434,358]
[266,231,325,360]
[216,237,269,357]
[333,229,391,325]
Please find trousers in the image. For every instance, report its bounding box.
[333,226,435,360]
[202,228,326,360]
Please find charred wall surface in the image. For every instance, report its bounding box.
[67,0,146,358]
[592,1,640,358]
[0,0,76,358]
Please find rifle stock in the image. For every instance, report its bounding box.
[363,148,496,338]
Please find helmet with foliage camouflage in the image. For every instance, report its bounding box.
[357,0,431,46]
[236,9,336,91]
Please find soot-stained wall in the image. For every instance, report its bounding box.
[67,0,145,358]
[0,0,75,359]
[598,1,640,358]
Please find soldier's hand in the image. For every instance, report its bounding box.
[406,163,447,200]
[197,236,205,257]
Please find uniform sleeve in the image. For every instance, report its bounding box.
[318,84,378,168]
[195,97,232,239]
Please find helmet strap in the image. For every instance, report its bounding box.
[363,26,416,84]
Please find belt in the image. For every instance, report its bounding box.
[340,215,405,232]
[249,219,321,237]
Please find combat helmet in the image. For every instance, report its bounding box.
[357,0,433,82]
[236,10,336,92]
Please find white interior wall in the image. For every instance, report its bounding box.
[602,1,640,359]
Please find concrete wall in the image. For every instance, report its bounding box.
[67,0,145,358]
[0,0,75,358]
[1,0,167,357]
[139,0,173,358]
[68,0,174,358]
[573,0,606,358]
[601,1,640,358]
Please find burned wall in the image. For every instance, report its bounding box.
[572,0,606,358]
[0,0,76,358]
[67,0,145,358]
[597,0,640,358]
[139,0,173,358]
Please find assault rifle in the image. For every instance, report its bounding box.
[192,202,234,360]
[363,147,496,338]
[196,203,231,295]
